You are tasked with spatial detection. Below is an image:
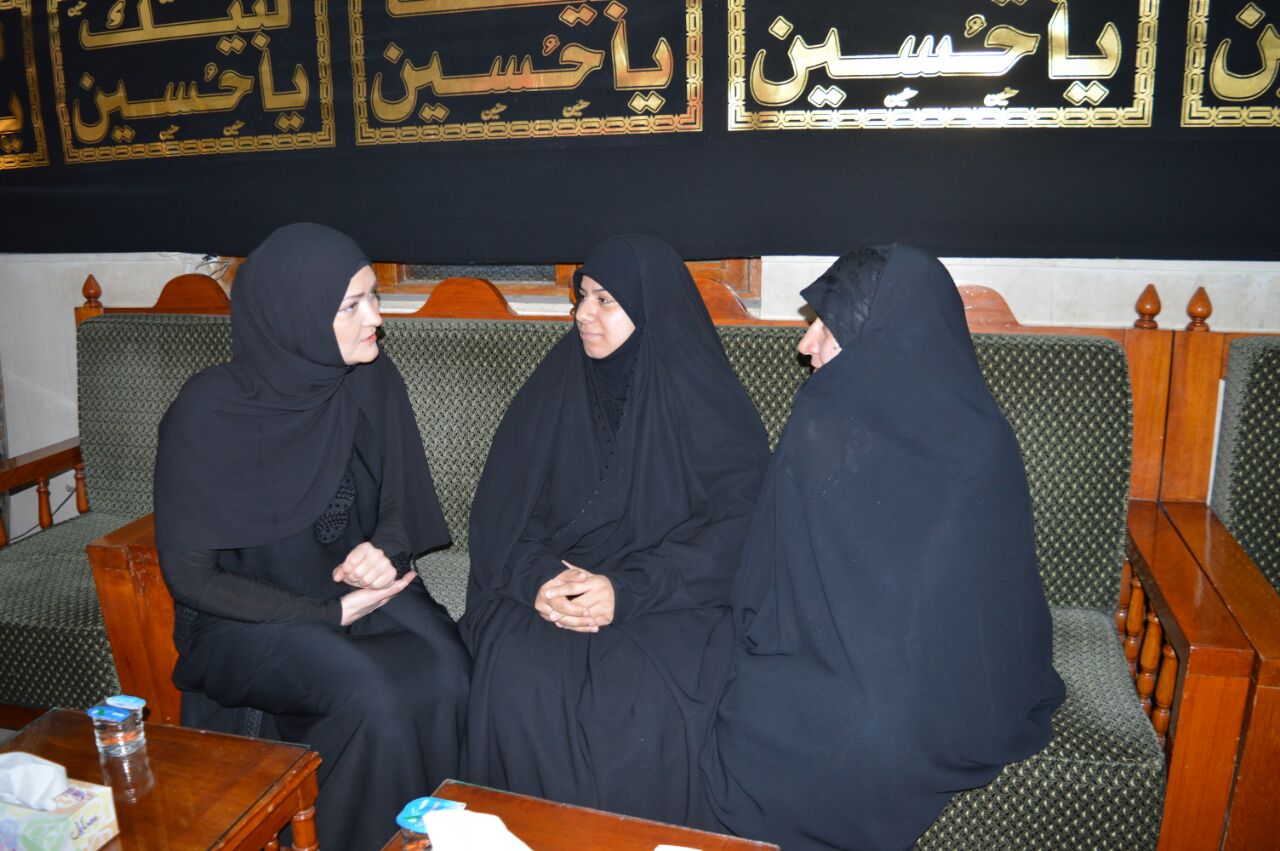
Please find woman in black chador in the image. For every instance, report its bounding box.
[461,235,769,827]
[702,246,1065,850]
[154,223,469,850]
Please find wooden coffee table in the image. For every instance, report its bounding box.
[2,709,321,850]
[378,780,778,850]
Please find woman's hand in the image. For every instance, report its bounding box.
[333,542,397,590]
[536,561,615,633]
[339,571,417,626]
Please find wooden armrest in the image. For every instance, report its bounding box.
[1124,499,1254,849]
[0,437,80,492]
[1127,500,1254,678]
[88,513,180,724]
[1161,500,1280,849]
[1161,502,1280,682]
[0,438,88,545]
[89,512,157,551]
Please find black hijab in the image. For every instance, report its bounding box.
[155,223,450,554]
[574,239,647,437]
[703,245,1064,850]
[462,233,769,625]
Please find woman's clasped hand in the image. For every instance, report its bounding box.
[535,563,616,632]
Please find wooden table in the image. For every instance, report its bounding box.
[2,709,321,850]
[379,781,778,850]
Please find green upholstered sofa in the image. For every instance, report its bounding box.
[1212,337,1280,586]
[0,298,1245,847]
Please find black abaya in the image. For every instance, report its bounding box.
[154,224,467,851]
[702,245,1065,851]
[460,235,769,827]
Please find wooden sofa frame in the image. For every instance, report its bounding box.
[0,273,1261,848]
[1145,290,1280,850]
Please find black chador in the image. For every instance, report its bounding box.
[702,246,1065,851]
[154,223,468,851]
[460,235,769,828]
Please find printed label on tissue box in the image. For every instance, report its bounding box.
[0,780,119,851]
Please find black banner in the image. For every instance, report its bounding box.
[0,1,1276,262]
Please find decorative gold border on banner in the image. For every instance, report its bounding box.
[350,0,701,144]
[728,0,1158,130]
[50,0,336,163]
[1182,0,1280,126]
[0,0,50,169]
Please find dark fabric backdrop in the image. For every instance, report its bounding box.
[0,1,1275,262]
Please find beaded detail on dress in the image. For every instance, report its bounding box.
[314,459,358,545]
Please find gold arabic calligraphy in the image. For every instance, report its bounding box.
[370,5,673,122]
[750,0,1124,107]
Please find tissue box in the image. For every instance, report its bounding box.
[0,780,119,851]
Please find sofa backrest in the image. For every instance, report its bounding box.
[1213,337,1280,591]
[973,335,1131,609]
[78,314,232,519]
[77,315,1130,611]
[721,328,1131,610]
[381,319,565,552]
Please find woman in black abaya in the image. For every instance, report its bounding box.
[461,235,769,828]
[702,245,1065,850]
[154,223,469,850]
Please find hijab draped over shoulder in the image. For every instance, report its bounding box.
[154,222,449,554]
[460,235,769,827]
[703,245,1064,850]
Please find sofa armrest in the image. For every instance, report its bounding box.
[1124,499,1254,849]
[88,513,182,725]
[1162,501,1280,850]
[0,438,88,546]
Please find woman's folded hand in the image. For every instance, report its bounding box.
[534,562,615,633]
[333,541,398,589]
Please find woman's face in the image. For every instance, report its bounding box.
[332,265,382,365]
[575,275,636,359]
[798,317,842,368]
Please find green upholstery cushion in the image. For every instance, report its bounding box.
[720,330,1132,610]
[1213,337,1280,591]
[77,314,232,518]
[415,549,470,621]
[0,511,129,708]
[974,336,1131,610]
[0,314,231,709]
[718,326,809,449]
[919,607,1164,849]
[382,319,565,551]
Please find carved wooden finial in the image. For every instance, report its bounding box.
[82,274,102,309]
[1134,284,1161,330]
[1185,287,1212,332]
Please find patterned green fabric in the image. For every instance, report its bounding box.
[920,607,1164,850]
[0,315,230,709]
[1213,337,1280,591]
[382,318,565,551]
[973,335,1132,610]
[720,330,1132,610]
[78,315,232,518]
[0,512,128,708]
[416,549,470,621]
[718,326,809,449]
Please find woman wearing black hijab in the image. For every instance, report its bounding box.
[154,223,469,850]
[702,246,1065,850]
[461,235,769,827]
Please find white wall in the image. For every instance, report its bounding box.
[760,257,1280,331]
[0,253,205,538]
